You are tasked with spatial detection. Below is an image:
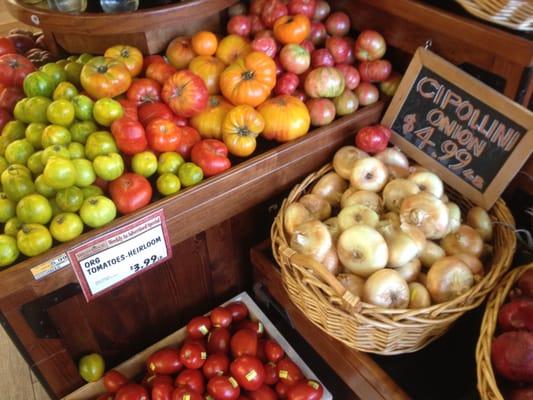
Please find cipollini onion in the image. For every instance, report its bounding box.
[333,146,368,179]
[349,157,389,192]
[466,206,493,242]
[323,217,341,243]
[284,203,313,236]
[445,202,461,234]
[400,223,427,253]
[311,172,348,207]
[419,241,446,268]
[362,269,410,309]
[394,258,421,283]
[441,224,483,258]
[299,193,332,221]
[426,256,474,303]
[290,220,332,262]
[383,228,420,268]
[374,147,410,178]
[337,273,365,298]
[400,192,449,239]
[408,282,431,308]
[455,252,484,280]
[382,179,420,213]
[418,272,428,286]
[408,171,444,198]
[338,204,379,231]
[322,246,342,275]
[341,189,383,213]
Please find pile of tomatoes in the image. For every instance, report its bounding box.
[92,301,324,400]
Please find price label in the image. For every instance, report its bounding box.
[67,209,172,301]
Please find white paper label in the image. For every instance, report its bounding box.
[31,253,69,280]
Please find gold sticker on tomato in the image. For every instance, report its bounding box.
[201,352,207,360]
[229,377,239,388]
[279,370,289,379]
[199,325,209,335]
[309,381,319,389]
[246,369,258,381]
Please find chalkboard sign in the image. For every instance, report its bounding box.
[382,48,533,209]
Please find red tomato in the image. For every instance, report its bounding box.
[234,320,264,337]
[359,59,392,83]
[276,381,290,399]
[111,117,147,155]
[127,78,162,106]
[207,327,231,354]
[175,368,205,393]
[0,107,11,132]
[0,86,24,112]
[152,383,174,400]
[187,316,212,339]
[354,30,386,61]
[227,15,252,37]
[179,341,207,369]
[207,376,241,400]
[146,118,180,152]
[311,48,334,68]
[171,388,202,400]
[118,98,139,121]
[143,55,166,73]
[230,356,265,391]
[335,64,360,91]
[146,375,174,389]
[162,70,208,118]
[184,337,206,348]
[251,37,277,58]
[191,139,231,177]
[203,353,230,379]
[261,0,288,28]
[276,358,303,386]
[355,125,389,154]
[115,384,149,400]
[287,380,324,400]
[176,126,201,160]
[210,307,233,328]
[146,348,183,375]
[250,15,266,35]
[138,102,173,127]
[103,370,128,393]
[274,72,299,96]
[0,37,16,56]
[146,62,177,86]
[264,362,278,385]
[230,329,258,358]
[0,54,35,87]
[248,385,278,400]
[173,115,188,127]
[224,302,248,322]
[109,173,152,214]
[263,340,285,363]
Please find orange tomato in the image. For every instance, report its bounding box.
[258,95,310,142]
[188,56,226,95]
[220,51,276,107]
[273,15,311,45]
[80,56,132,99]
[191,31,218,56]
[190,95,232,139]
[104,45,143,77]
[215,34,251,65]
[166,36,196,69]
[222,105,264,157]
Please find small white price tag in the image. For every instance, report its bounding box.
[67,209,172,301]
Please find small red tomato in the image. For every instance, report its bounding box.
[249,15,266,35]
[311,48,334,68]
[203,352,230,379]
[300,39,315,56]
[248,385,278,400]
[274,72,299,96]
[231,329,258,358]
[103,370,128,393]
[207,327,231,354]
[359,59,392,83]
[224,302,249,322]
[227,15,252,37]
[175,368,205,393]
[138,102,173,127]
[325,36,350,64]
[207,376,241,400]
[146,375,174,389]
[234,320,264,337]
[263,340,285,363]
[276,358,303,386]
[191,139,231,177]
[111,117,148,155]
[179,341,207,369]
[152,383,174,400]
[355,125,389,154]
[187,316,212,339]
[287,380,324,400]
[325,11,350,36]
[143,55,166,73]
[211,307,233,328]
[109,173,152,215]
[127,78,162,106]
[288,0,317,19]
[146,118,180,152]
[115,383,149,400]
[230,356,265,391]
[264,362,278,385]
[147,348,183,375]
[171,388,202,400]
[251,37,277,58]
[118,98,139,121]
[354,82,379,106]
[176,126,201,160]
[276,381,290,399]
[335,64,360,91]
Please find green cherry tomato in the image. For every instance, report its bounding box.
[47,99,75,127]
[42,144,70,164]
[70,120,97,144]
[43,157,76,189]
[56,186,84,212]
[16,194,52,224]
[5,139,34,165]
[13,98,30,123]
[71,95,94,121]
[34,174,57,198]
[41,125,71,147]
[78,353,105,383]
[25,123,46,149]
[85,131,117,160]
[50,212,84,242]
[68,142,85,159]
[53,81,78,101]
[23,71,55,98]
[0,234,19,267]
[80,196,116,228]
[156,173,181,196]
[27,151,45,175]
[17,223,52,257]
[0,192,16,223]
[158,152,184,175]
[72,159,96,187]
[93,152,124,181]
[131,151,158,178]
[93,98,123,127]
[2,120,27,142]
[4,217,22,237]
[178,162,204,187]
[25,96,52,124]
[40,62,67,87]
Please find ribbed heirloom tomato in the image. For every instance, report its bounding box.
[104,45,143,77]
[146,62,177,86]
[80,56,132,99]
[0,54,35,87]
[146,118,180,152]
[188,56,226,95]
[190,139,231,177]
[258,95,310,142]
[190,95,232,139]
[222,105,264,157]
[273,14,311,44]
[127,78,161,106]
[162,70,208,118]
[111,117,147,155]
[109,173,152,215]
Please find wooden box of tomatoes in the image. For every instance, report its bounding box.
[64,292,333,400]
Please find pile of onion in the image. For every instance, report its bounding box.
[284,143,494,309]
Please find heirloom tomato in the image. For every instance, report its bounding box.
[79,195,116,228]
[142,54,166,73]
[147,348,183,375]
[380,72,402,96]
[93,98,124,127]
[176,126,201,159]
[261,0,288,28]
[274,72,299,95]
[53,81,78,100]
[127,78,161,106]
[354,82,379,105]
[138,102,173,126]
[279,44,310,75]
[335,64,360,90]
[166,36,195,69]
[50,212,83,242]
[0,86,24,112]
[355,125,389,153]
[306,98,335,126]
[146,62,177,86]
[0,38,16,57]
[175,369,205,393]
[40,63,67,87]
[227,15,251,37]
[190,95,232,139]
[250,0,268,15]
[93,152,124,181]
[109,173,152,214]
[118,98,138,121]
[177,162,203,187]
[161,71,208,118]
[325,36,350,64]
[359,59,392,82]
[249,15,266,35]
[16,223,52,257]
[81,57,132,99]
[0,193,15,223]
[23,71,54,98]
[222,105,264,157]
[258,95,310,142]
[131,151,158,178]
[203,353,230,379]
[216,34,251,65]
[304,67,345,98]
[0,234,18,267]
[251,37,277,58]
[157,173,182,196]
[115,384,149,400]
[103,370,128,393]
[0,54,34,87]
[191,31,218,56]
[146,118,180,152]
[72,158,96,187]
[289,0,316,18]
[191,139,231,177]
[16,193,52,224]
[158,152,184,175]
[220,51,276,107]
[104,45,143,77]
[309,21,327,46]
[325,11,350,36]
[334,88,358,116]
[310,48,334,68]
[273,15,311,45]
[188,56,225,95]
[354,30,386,61]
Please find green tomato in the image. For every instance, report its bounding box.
[0,156,7,175]
[23,71,55,98]
[40,63,67,87]
[27,151,45,175]
[132,151,158,177]
[70,120,97,144]
[17,223,52,257]
[56,59,69,68]
[156,173,181,196]
[93,152,124,181]
[77,53,93,64]
[47,99,75,127]
[1,164,31,183]
[67,55,78,63]
[64,62,83,87]
[56,186,83,212]
[72,159,96,187]
[25,123,46,149]
[13,98,29,123]
[158,152,184,175]
[4,217,22,237]
[5,139,34,165]
[25,96,52,124]
[68,142,85,159]
[0,136,9,156]
[0,234,19,267]
[2,120,27,142]
[78,353,105,383]
[41,144,70,164]
[34,174,57,198]
[16,194,52,224]
[0,192,15,223]
[80,185,103,199]
[53,81,78,101]
[43,157,76,189]
[80,196,116,228]
[50,212,84,242]
[85,131,117,160]
[178,162,204,187]
[71,95,94,121]
[41,125,71,147]
[3,175,34,202]
[48,198,62,217]
[93,98,123,127]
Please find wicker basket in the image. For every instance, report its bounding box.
[476,263,533,400]
[456,0,533,32]
[272,164,516,355]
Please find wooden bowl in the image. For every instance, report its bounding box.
[5,0,237,55]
